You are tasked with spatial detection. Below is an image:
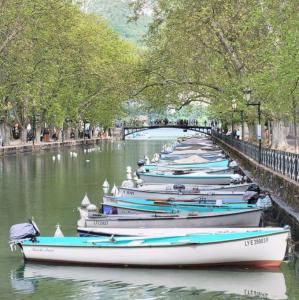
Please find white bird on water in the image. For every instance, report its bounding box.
[70,152,77,158]
[102,179,110,188]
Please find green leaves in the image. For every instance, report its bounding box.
[131,0,299,124]
[0,0,138,128]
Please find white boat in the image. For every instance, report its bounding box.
[17,263,287,299]
[118,186,258,202]
[79,206,263,227]
[102,195,264,209]
[11,228,289,268]
[122,182,256,192]
[138,171,242,185]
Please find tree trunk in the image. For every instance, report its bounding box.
[0,122,11,146]
[21,127,27,143]
[271,120,289,149]
[66,127,71,140]
[244,122,256,142]
[35,126,41,144]
[0,122,5,146]
[243,122,249,141]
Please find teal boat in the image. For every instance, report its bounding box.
[138,171,242,185]
[102,201,259,215]
[144,159,230,171]
[104,196,257,209]
[11,225,289,268]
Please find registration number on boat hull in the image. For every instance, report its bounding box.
[244,237,268,247]
[93,221,109,226]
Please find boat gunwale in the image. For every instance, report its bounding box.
[102,203,263,215]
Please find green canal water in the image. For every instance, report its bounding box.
[1,137,299,299]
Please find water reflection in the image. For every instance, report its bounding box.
[11,263,287,299]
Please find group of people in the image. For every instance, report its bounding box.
[147,119,200,126]
[223,128,241,139]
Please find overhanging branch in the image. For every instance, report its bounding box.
[132,79,223,97]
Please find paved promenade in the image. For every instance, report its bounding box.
[0,137,107,157]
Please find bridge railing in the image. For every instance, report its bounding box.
[123,125,212,137]
[212,131,299,182]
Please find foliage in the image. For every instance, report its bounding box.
[0,0,138,131]
[130,0,299,124]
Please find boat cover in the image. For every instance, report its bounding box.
[9,223,38,241]
[174,155,209,164]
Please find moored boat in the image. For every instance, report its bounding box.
[118,184,259,202]
[10,228,289,268]
[80,205,263,227]
[101,201,261,216]
[102,195,263,209]
[143,159,230,172]
[121,182,257,192]
[138,171,242,185]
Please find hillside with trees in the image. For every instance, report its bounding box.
[84,0,151,44]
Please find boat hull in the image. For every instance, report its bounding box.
[138,173,239,185]
[119,187,254,202]
[20,231,288,268]
[84,208,263,227]
[129,183,254,192]
[144,160,229,171]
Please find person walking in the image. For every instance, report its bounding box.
[236,128,241,139]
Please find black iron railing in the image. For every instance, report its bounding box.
[212,131,299,182]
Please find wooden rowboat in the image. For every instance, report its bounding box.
[118,185,258,202]
[79,206,263,227]
[138,171,242,185]
[12,228,289,268]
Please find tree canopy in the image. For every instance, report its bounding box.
[0,0,138,132]
[130,0,299,124]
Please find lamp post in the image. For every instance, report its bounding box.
[243,88,262,164]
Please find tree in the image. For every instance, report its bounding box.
[0,0,139,143]
[130,0,299,148]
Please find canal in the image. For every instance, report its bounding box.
[1,131,299,299]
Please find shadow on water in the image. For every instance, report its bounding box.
[10,261,299,300]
